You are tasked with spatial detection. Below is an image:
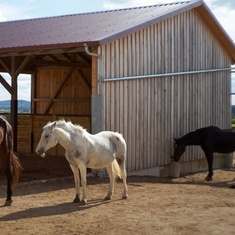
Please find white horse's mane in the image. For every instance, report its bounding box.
[44,119,86,134]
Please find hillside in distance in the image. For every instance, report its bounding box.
[0,100,30,112]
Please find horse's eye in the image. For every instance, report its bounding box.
[45,135,49,138]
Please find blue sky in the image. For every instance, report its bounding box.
[0,0,235,102]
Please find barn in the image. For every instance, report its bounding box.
[0,0,235,177]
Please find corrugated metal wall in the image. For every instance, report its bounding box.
[99,9,232,172]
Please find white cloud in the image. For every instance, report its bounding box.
[0,9,7,21]
[0,74,31,101]
[205,0,235,42]
[0,3,36,22]
[23,0,35,3]
[103,0,182,9]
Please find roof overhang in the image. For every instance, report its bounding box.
[0,41,99,57]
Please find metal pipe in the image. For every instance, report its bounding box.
[84,43,100,58]
[104,67,232,82]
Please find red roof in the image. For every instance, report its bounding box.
[0,0,234,61]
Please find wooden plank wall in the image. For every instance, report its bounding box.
[100,9,232,172]
[34,68,91,116]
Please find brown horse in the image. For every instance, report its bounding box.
[0,116,22,206]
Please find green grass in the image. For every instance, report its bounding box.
[232,118,235,127]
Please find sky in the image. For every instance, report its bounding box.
[0,0,235,102]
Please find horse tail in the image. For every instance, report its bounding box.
[112,159,122,179]
[11,152,23,189]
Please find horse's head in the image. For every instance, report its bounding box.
[172,137,186,162]
[36,122,58,157]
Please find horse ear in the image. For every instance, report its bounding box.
[174,137,177,142]
[50,121,57,130]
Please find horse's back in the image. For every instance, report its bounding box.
[95,131,125,143]
[93,131,126,154]
[202,126,235,153]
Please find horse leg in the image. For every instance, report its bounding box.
[79,164,87,205]
[5,169,13,206]
[205,151,214,181]
[118,161,128,199]
[69,164,81,203]
[104,164,115,200]
[2,156,13,206]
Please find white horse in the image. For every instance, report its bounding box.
[36,120,128,204]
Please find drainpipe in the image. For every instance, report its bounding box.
[84,43,100,58]
[84,43,103,95]
[84,44,104,178]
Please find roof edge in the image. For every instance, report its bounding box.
[98,0,203,46]
[198,1,235,63]
[0,41,100,57]
[97,0,235,63]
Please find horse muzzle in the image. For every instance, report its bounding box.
[171,156,179,162]
[36,148,45,157]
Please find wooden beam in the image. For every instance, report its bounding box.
[30,58,90,68]
[0,58,10,74]
[10,56,18,151]
[43,68,74,114]
[15,55,33,77]
[34,98,91,102]
[91,48,98,95]
[0,47,85,57]
[0,74,12,94]
[61,53,72,62]
[76,52,91,65]
[76,69,91,90]
[47,54,59,61]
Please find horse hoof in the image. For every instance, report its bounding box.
[104,196,111,201]
[4,200,12,206]
[122,195,128,200]
[73,195,80,203]
[80,200,87,205]
[206,176,213,181]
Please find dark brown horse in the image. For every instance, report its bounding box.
[0,116,22,206]
[172,126,235,182]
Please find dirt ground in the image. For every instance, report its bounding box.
[0,154,235,235]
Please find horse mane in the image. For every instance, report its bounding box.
[178,126,221,146]
[46,119,86,134]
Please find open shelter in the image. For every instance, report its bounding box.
[0,0,235,176]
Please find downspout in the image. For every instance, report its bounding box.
[84,43,100,58]
[84,44,103,95]
[84,43,104,178]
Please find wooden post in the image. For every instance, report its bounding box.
[10,56,18,151]
[91,48,98,95]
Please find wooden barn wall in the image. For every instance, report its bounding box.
[3,68,92,155]
[99,9,232,172]
[34,68,91,116]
